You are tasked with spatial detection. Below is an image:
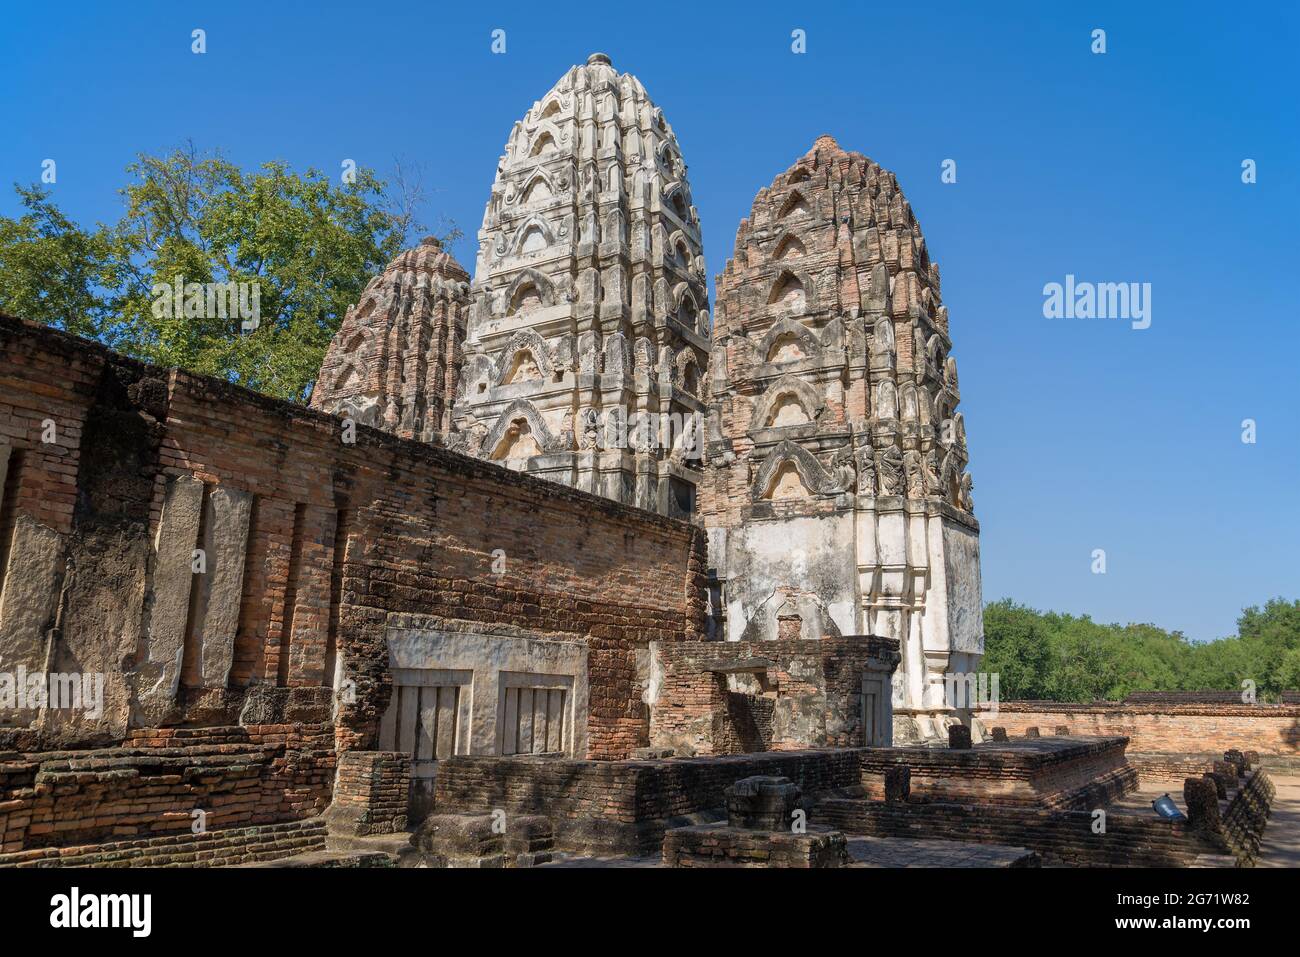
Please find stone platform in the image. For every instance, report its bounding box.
[859,736,1138,809]
[432,738,1140,856]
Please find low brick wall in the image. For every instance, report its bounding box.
[0,818,327,868]
[0,729,333,853]
[1126,752,1224,782]
[859,737,1137,810]
[1217,769,1275,865]
[815,799,1219,867]
[324,750,410,835]
[434,749,866,854]
[662,825,848,868]
[979,702,1300,755]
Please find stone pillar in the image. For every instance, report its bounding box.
[1024,726,1040,738]
[1203,772,1227,800]
[884,766,911,803]
[990,726,1008,742]
[1211,762,1238,794]
[1184,777,1221,830]
[948,724,972,750]
[726,776,802,831]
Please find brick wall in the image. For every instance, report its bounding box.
[662,825,848,867]
[814,799,1221,867]
[434,750,866,854]
[0,316,706,760]
[324,750,410,835]
[0,817,328,868]
[0,730,333,853]
[649,637,899,755]
[858,738,1137,810]
[979,702,1300,755]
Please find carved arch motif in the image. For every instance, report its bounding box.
[518,169,558,205]
[503,268,556,315]
[528,120,567,157]
[494,330,556,386]
[778,189,812,219]
[768,268,814,312]
[510,214,558,255]
[758,318,819,364]
[675,349,701,395]
[772,232,807,260]
[482,398,566,460]
[750,440,840,500]
[750,374,826,430]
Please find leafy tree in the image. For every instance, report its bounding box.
[0,185,117,341]
[0,143,458,401]
[980,600,1053,699]
[982,597,1300,702]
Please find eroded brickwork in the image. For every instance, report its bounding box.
[649,636,899,755]
[310,237,470,441]
[976,702,1300,755]
[0,316,705,763]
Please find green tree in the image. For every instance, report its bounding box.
[0,185,117,341]
[0,144,458,402]
[980,600,1053,699]
[981,597,1300,702]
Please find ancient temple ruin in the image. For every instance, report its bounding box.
[310,236,470,441]
[699,135,983,743]
[444,52,710,518]
[27,55,1270,875]
[308,60,985,747]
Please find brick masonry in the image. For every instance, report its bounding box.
[649,636,899,755]
[324,750,410,836]
[0,817,329,868]
[858,737,1138,810]
[978,702,1300,756]
[0,726,333,854]
[0,315,706,761]
[434,749,867,855]
[662,825,848,867]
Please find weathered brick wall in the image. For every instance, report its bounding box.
[662,825,847,868]
[324,750,410,835]
[814,799,1220,867]
[0,817,329,868]
[649,637,899,755]
[1125,752,1223,781]
[434,750,866,854]
[0,316,706,761]
[858,738,1137,810]
[979,702,1300,755]
[0,731,333,853]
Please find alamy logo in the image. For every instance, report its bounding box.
[151,275,261,331]
[944,672,1000,712]
[1042,274,1151,330]
[0,667,103,718]
[50,887,151,937]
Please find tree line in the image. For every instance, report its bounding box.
[982,598,1300,702]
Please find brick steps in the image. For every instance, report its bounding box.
[0,817,328,868]
[815,799,1218,867]
[402,812,555,867]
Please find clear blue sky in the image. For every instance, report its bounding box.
[2,1,1296,641]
